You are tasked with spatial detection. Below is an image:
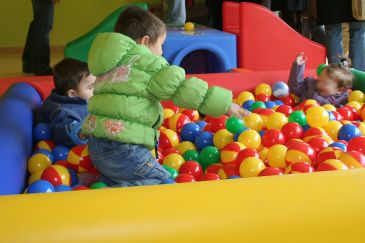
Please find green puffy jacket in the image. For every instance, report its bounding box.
[82,33,232,149]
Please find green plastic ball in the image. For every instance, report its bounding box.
[90,181,108,189]
[163,165,179,179]
[183,150,199,162]
[250,101,266,111]
[288,111,307,127]
[226,116,245,134]
[199,146,220,169]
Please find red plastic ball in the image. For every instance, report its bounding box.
[54,160,68,167]
[331,111,343,120]
[255,93,270,102]
[258,167,284,176]
[262,129,285,147]
[345,105,360,120]
[280,96,295,106]
[182,109,200,122]
[219,162,240,178]
[199,173,220,181]
[307,136,329,155]
[281,122,303,140]
[337,107,354,121]
[175,173,196,183]
[286,162,315,174]
[203,123,212,132]
[276,105,293,116]
[162,148,180,157]
[347,136,365,154]
[162,101,179,113]
[205,163,222,174]
[235,148,259,166]
[179,161,203,180]
[163,118,170,129]
[72,185,89,191]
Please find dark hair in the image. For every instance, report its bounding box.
[326,63,353,89]
[53,58,90,95]
[114,6,166,44]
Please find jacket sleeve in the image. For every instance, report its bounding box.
[288,62,307,96]
[49,108,88,148]
[147,65,232,117]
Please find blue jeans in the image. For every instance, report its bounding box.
[326,22,365,71]
[164,0,186,25]
[89,137,170,187]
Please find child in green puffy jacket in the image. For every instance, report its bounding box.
[82,7,247,187]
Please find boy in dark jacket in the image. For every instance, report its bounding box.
[37,58,95,147]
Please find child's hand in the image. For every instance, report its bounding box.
[227,103,250,118]
[296,52,307,65]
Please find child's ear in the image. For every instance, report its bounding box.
[139,35,150,46]
[67,89,78,97]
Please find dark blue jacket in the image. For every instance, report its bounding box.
[37,90,89,148]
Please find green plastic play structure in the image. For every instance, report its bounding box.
[64,3,148,63]
[317,64,365,92]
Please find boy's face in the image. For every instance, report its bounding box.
[147,32,166,56]
[75,74,96,101]
[317,69,340,97]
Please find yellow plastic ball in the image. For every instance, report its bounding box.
[266,144,288,169]
[244,113,264,131]
[259,147,269,161]
[27,153,52,174]
[163,153,185,170]
[348,90,365,103]
[176,141,196,155]
[346,101,362,111]
[28,170,43,185]
[239,157,266,177]
[184,22,195,31]
[266,112,288,130]
[306,106,329,128]
[322,104,336,111]
[213,129,234,149]
[324,121,342,140]
[163,108,175,119]
[356,122,365,136]
[238,129,261,150]
[255,83,272,96]
[303,99,319,106]
[237,91,255,106]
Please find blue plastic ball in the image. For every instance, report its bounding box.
[259,130,266,137]
[28,180,55,193]
[228,175,241,179]
[302,125,310,132]
[265,101,276,109]
[194,131,214,151]
[273,100,284,106]
[33,149,54,162]
[33,123,51,141]
[195,121,207,130]
[67,168,78,186]
[234,127,249,141]
[337,124,361,142]
[327,111,336,121]
[329,142,347,152]
[272,81,289,98]
[242,100,255,110]
[55,185,72,192]
[52,146,70,162]
[181,123,202,142]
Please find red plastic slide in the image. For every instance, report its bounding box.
[223,2,326,71]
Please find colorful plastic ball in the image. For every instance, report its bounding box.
[329,142,347,152]
[239,157,266,178]
[262,129,285,148]
[90,181,108,189]
[233,127,248,141]
[238,129,261,150]
[265,101,277,109]
[33,149,54,162]
[266,144,288,169]
[288,111,307,127]
[28,170,43,185]
[285,162,314,174]
[162,102,179,113]
[258,167,284,176]
[199,173,220,181]
[276,105,293,116]
[337,124,361,142]
[267,112,288,130]
[244,113,264,131]
[337,106,354,121]
[163,153,185,170]
[307,136,329,155]
[67,145,96,173]
[163,165,179,179]
[179,161,203,179]
[347,136,365,154]
[184,22,195,31]
[306,106,329,128]
[235,148,259,166]
[183,150,199,162]
[274,100,284,106]
[226,116,244,134]
[28,180,55,193]
[159,129,180,150]
[205,163,223,174]
[237,91,255,106]
[317,159,348,171]
[243,100,255,110]
[72,185,89,191]
[303,127,326,138]
[33,123,51,141]
[323,104,336,111]
[163,108,175,119]
[255,83,272,96]
[67,168,78,186]
[281,122,303,141]
[347,101,362,112]
[28,153,53,174]
[349,90,365,103]
[353,121,365,136]
[272,81,289,98]
[213,129,234,149]
[339,151,365,168]
[52,146,69,162]
[168,113,190,132]
[175,173,196,183]
[176,141,196,155]
[228,175,241,179]
[285,140,316,165]
[181,123,201,142]
[181,109,200,122]
[250,101,266,111]
[195,121,207,130]
[199,146,221,169]
[162,148,179,157]
[221,142,245,164]
[258,147,268,161]
[255,93,270,102]
[41,165,70,186]
[280,96,295,106]
[316,147,343,167]
[35,140,55,152]
[194,131,214,150]
[54,160,68,167]
[218,163,240,179]
[55,185,72,192]
[324,121,343,140]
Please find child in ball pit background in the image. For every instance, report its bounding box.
[82,7,248,187]
[288,52,353,107]
[37,58,95,148]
